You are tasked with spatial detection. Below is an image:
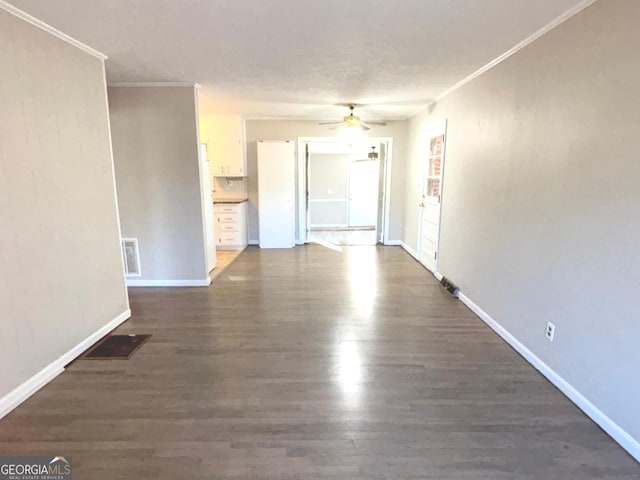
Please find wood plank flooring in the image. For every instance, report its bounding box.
[209,249,244,282]
[308,229,378,245]
[0,246,637,479]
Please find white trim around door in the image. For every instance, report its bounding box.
[417,120,447,273]
[297,136,393,245]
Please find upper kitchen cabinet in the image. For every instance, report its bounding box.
[200,114,247,177]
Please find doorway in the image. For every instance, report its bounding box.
[418,121,447,273]
[299,138,391,246]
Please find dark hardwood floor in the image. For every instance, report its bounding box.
[0,246,637,479]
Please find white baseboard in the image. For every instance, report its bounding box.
[126,278,211,287]
[384,240,402,246]
[0,309,131,420]
[458,292,640,463]
[400,242,445,282]
[248,240,259,246]
[400,241,419,260]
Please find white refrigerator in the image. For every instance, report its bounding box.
[257,140,296,248]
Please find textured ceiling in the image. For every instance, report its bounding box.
[10,0,588,119]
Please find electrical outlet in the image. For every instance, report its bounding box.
[545,322,556,342]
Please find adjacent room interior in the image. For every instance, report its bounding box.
[306,140,388,246]
[1,0,639,478]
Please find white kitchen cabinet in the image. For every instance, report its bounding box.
[213,200,248,250]
[207,115,246,177]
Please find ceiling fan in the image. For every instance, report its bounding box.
[352,146,380,162]
[318,104,387,131]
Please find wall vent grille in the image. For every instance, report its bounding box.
[121,238,141,277]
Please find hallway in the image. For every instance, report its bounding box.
[0,246,636,479]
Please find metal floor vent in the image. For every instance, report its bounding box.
[439,276,460,298]
[83,334,151,360]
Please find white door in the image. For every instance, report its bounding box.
[200,144,216,272]
[258,141,296,248]
[348,159,380,227]
[418,122,446,273]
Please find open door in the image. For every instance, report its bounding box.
[418,122,446,273]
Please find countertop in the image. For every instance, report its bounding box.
[213,198,248,204]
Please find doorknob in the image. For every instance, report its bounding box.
[418,203,425,208]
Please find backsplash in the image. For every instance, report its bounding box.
[213,176,248,198]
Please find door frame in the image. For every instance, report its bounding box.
[417,120,448,274]
[297,136,393,245]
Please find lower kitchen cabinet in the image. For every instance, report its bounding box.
[213,200,248,250]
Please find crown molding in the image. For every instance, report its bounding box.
[407,104,431,118]
[0,0,107,60]
[243,116,405,122]
[411,0,599,117]
[108,82,197,88]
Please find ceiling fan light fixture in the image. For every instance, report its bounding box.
[368,146,379,160]
[320,104,383,132]
[343,114,361,128]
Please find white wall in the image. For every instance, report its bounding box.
[245,120,408,243]
[109,86,209,284]
[0,9,129,404]
[308,153,350,226]
[404,0,640,453]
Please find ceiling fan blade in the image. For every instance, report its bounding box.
[364,121,387,126]
[361,125,371,131]
[318,121,343,125]
[328,126,341,131]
